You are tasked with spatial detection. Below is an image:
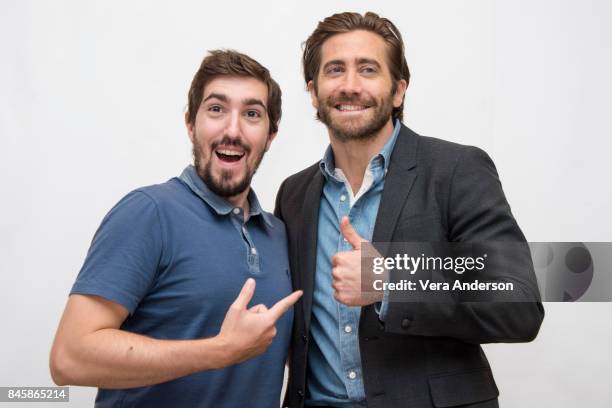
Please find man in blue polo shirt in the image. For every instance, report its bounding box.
[50,50,302,407]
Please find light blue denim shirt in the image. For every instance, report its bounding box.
[306,120,400,407]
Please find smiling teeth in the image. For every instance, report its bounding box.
[217,149,244,156]
[338,105,366,111]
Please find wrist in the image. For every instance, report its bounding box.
[202,335,234,369]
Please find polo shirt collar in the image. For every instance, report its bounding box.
[179,165,273,228]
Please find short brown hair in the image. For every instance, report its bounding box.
[187,50,282,134]
[303,12,410,121]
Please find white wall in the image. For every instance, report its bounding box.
[1,0,611,406]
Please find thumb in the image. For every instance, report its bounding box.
[340,216,362,250]
[232,278,256,310]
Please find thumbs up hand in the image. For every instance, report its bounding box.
[332,217,383,306]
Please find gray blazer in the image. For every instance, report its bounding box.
[275,124,544,408]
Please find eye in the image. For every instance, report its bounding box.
[360,66,377,75]
[208,105,223,114]
[245,110,262,119]
[325,65,344,75]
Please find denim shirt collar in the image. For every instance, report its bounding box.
[319,119,402,181]
[179,165,273,228]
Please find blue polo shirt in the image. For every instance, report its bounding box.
[71,165,293,407]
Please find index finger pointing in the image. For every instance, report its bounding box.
[268,290,303,321]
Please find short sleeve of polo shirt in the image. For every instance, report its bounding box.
[70,190,163,314]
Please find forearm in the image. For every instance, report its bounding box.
[382,299,544,343]
[381,262,544,343]
[51,328,229,389]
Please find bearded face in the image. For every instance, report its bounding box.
[315,86,395,142]
[193,134,265,198]
[187,76,273,199]
[309,30,406,143]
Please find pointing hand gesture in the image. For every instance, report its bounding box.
[218,278,302,365]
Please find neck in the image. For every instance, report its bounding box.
[226,189,251,222]
[330,119,395,194]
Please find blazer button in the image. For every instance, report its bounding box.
[302,334,308,343]
[401,318,412,329]
[297,389,304,398]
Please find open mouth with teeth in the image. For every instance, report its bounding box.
[215,148,245,163]
[335,104,370,112]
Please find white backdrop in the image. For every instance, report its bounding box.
[1,0,611,406]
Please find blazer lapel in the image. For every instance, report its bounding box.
[299,170,324,332]
[372,125,419,246]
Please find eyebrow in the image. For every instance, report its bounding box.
[356,58,381,69]
[202,94,266,109]
[242,98,267,110]
[322,59,345,72]
[322,58,382,71]
[203,93,228,103]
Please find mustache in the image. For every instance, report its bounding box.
[325,94,377,107]
[211,136,251,153]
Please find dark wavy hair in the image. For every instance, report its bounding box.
[303,12,410,121]
[187,50,282,135]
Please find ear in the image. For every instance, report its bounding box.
[307,80,319,110]
[185,111,195,144]
[392,79,408,108]
[265,131,278,152]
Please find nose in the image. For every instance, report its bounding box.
[225,110,241,138]
[339,68,362,95]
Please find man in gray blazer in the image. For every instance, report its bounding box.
[274,11,544,408]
